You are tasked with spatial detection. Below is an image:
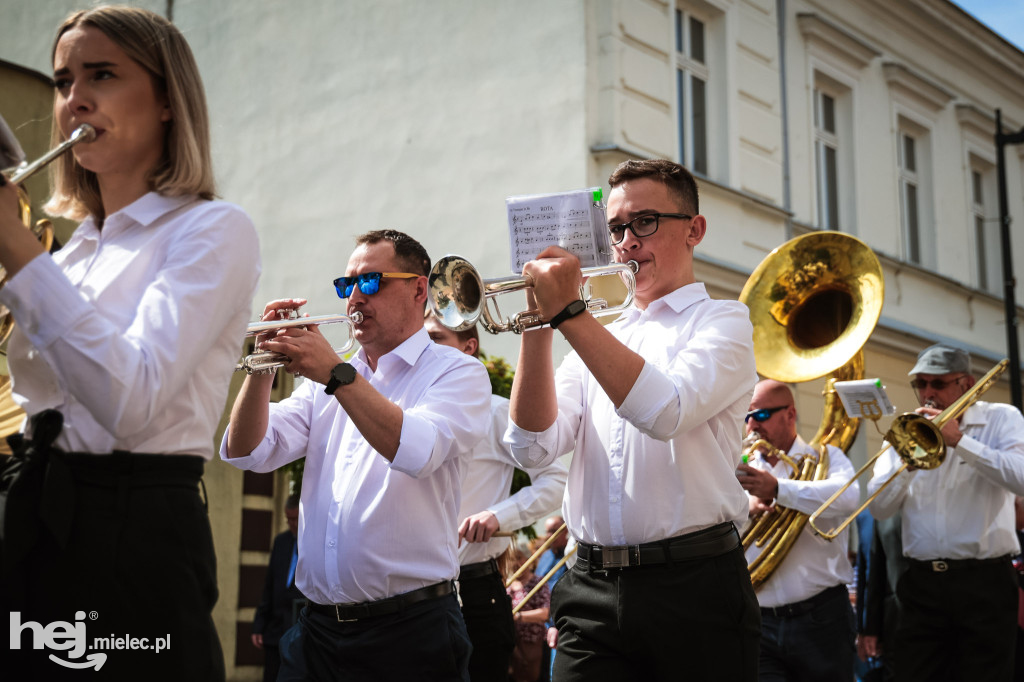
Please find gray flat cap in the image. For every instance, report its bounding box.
[908,343,971,376]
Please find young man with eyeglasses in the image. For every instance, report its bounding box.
[738,379,860,681]
[868,343,1024,682]
[506,159,760,680]
[222,230,491,682]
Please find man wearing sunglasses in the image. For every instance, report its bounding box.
[867,343,1024,682]
[737,379,860,681]
[506,159,760,681]
[221,230,491,682]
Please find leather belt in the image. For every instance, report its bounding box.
[760,583,848,619]
[575,522,739,572]
[907,556,1012,573]
[459,558,500,581]
[308,580,454,622]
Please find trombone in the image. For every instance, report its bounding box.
[235,310,363,374]
[501,523,576,616]
[808,359,1009,540]
[428,255,638,334]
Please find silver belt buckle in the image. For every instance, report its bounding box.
[931,560,949,572]
[600,546,630,569]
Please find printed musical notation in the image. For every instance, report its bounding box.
[506,188,611,274]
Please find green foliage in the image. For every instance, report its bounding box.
[481,351,515,399]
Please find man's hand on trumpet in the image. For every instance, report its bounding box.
[254,297,337,383]
[520,245,584,322]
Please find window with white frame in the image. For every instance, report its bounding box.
[970,160,999,294]
[896,118,933,268]
[898,131,921,264]
[675,8,707,175]
[814,88,840,230]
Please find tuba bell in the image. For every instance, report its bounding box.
[738,231,884,590]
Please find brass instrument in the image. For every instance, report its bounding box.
[809,359,1009,540]
[428,255,638,334]
[504,523,567,588]
[738,232,884,589]
[235,310,363,374]
[0,122,97,345]
[501,522,576,616]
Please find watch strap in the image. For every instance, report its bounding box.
[549,300,587,330]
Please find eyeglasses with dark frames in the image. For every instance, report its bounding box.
[744,405,788,424]
[607,213,691,245]
[333,272,420,299]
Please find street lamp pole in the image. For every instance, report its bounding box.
[995,109,1024,411]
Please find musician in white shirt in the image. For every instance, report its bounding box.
[507,159,760,681]
[223,230,490,682]
[0,7,259,679]
[424,314,567,682]
[868,343,1024,682]
[739,379,860,681]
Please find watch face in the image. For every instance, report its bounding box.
[570,300,587,315]
[333,363,356,385]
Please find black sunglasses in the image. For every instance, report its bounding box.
[910,376,968,392]
[333,272,420,299]
[744,405,787,423]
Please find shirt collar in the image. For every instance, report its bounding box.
[352,326,431,372]
[78,192,196,237]
[620,282,710,323]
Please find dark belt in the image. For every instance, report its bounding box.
[459,558,500,581]
[907,556,1013,573]
[760,583,848,619]
[309,579,455,622]
[575,522,739,572]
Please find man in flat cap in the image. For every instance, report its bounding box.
[868,343,1024,682]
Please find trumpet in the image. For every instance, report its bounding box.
[1,122,97,346]
[808,359,1009,540]
[235,310,363,374]
[428,255,638,334]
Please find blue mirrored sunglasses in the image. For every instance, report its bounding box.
[333,272,420,299]
[744,405,787,423]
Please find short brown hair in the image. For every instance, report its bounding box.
[355,229,431,277]
[45,5,214,220]
[608,159,699,215]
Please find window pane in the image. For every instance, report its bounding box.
[692,76,707,174]
[972,171,983,204]
[903,135,916,172]
[677,69,686,164]
[690,17,705,63]
[825,145,839,229]
[976,215,988,290]
[906,183,920,263]
[675,9,683,54]
[821,94,835,134]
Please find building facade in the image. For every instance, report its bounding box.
[2,0,1022,678]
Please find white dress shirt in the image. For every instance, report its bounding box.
[458,394,568,566]
[0,193,260,457]
[868,400,1024,560]
[506,282,758,546]
[221,327,491,605]
[743,435,859,608]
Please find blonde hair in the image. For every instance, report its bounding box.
[45,5,215,220]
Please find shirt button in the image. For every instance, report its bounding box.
[328,540,336,548]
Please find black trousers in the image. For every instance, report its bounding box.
[552,541,760,681]
[459,568,515,682]
[279,592,472,682]
[1,451,222,681]
[896,558,1017,682]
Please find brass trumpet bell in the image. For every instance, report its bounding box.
[740,232,884,383]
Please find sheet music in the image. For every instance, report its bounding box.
[507,187,611,273]
[833,379,896,420]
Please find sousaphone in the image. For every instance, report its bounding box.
[738,231,884,590]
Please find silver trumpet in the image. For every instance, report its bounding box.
[428,255,638,334]
[235,310,363,375]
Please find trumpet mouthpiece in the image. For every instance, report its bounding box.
[71,124,96,143]
[350,311,363,324]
